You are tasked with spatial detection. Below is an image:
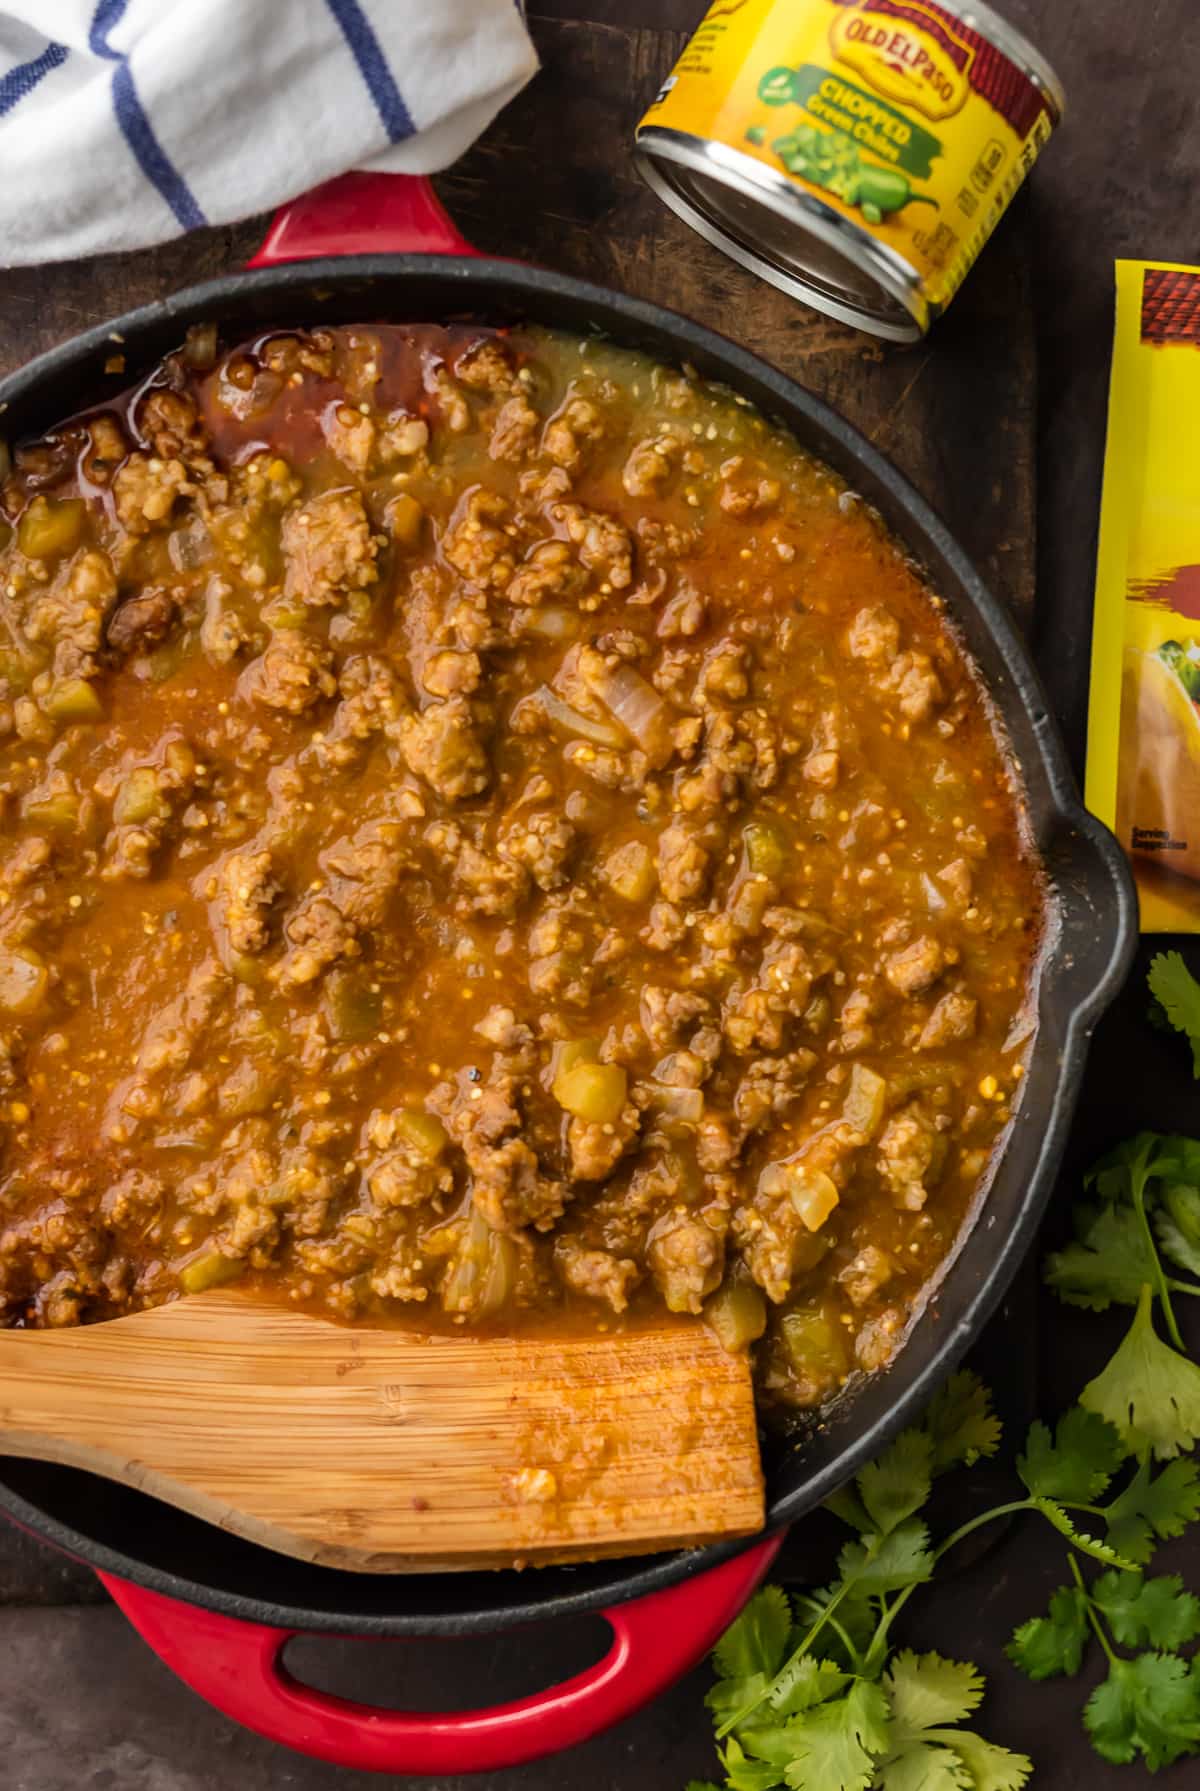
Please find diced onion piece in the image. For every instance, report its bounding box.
[535,686,626,749]
[168,519,213,572]
[525,607,575,640]
[704,1279,768,1353]
[593,663,674,767]
[179,1248,245,1295]
[443,1209,517,1317]
[790,1168,839,1232]
[759,1158,840,1232]
[554,1059,628,1125]
[0,944,47,1017]
[643,1082,704,1122]
[841,1063,887,1141]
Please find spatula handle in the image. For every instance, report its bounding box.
[101,1534,784,1773]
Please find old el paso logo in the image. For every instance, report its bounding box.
[830,3,973,121]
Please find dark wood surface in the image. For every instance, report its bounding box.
[3,2,1200,1786]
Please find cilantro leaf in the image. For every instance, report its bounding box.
[715,1587,793,1681]
[1091,1570,1200,1650]
[1104,1453,1200,1563]
[1016,1407,1126,1503]
[836,1520,934,1597]
[1083,1652,1200,1771]
[1156,1179,1200,1279]
[882,1651,984,1733]
[935,1729,1033,1790]
[718,1736,785,1791]
[767,1656,849,1718]
[922,1372,1001,1472]
[1030,1497,1135,1567]
[856,1430,933,1537]
[1081,1284,1200,1458]
[1044,1203,1159,1311]
[1006,1586,1089,1680]
[824,1484,873,1532]
[775,1680,891,1791]
[707,1673,774,1725]
[1086,1131,1165,1201]
[1093,1131,1200,1196]
[740,1726,808,1768]
[1148,951,1200,1075]
[878,1744,970,1790]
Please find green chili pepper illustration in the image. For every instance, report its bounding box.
[848,166,939,218]
[744,124,766,146]
[770,125,938,222]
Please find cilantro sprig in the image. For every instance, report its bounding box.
[1011,1560,1200,1771]
[689,958,1200,1786]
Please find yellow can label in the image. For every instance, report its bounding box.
[638,0,1058,316]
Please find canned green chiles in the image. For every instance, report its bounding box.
[635,0,1064,340]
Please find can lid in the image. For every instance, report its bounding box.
[635,131,928,343]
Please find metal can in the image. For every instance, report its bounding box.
[634,0,1063,341]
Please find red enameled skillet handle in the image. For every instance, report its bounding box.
[98,1534,783,1774]
[247,171,481,267]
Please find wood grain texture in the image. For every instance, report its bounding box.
[0,1296,762,1573]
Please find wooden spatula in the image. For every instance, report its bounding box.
[0,1293,764,1571]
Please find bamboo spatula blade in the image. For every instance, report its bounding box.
[0,1294,764,1571]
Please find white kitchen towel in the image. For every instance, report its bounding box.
[0,1,539,266]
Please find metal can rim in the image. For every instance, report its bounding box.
[937,0,1067,121]
[634,128,929,343]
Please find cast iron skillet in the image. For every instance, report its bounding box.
[0,176,1137,1772]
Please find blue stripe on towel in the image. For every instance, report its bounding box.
[325,0,415,142]
[0,40,67,120]
[90,0,206,230]
[88,0,129,57]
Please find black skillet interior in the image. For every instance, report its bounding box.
[0,259,1138,1634]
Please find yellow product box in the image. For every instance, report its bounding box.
[1087,260,1200,932]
